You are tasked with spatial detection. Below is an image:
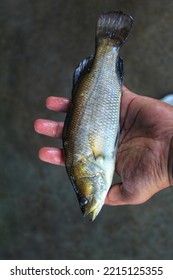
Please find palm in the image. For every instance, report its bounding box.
[34,87,172,206]
[109,87,171,205]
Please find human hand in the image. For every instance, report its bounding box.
[34,87,173,206]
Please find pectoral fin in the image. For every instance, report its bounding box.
[88,134,105,162]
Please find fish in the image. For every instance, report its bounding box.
[62,11,133,221]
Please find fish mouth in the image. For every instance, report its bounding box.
[78,196,104,221]
[74,172,108,221]
[84,203,103,221]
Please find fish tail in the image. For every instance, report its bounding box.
[96,11,133,47]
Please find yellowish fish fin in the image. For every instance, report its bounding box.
[88,134,105,161]
[73,55,94,87]
[96,11,133,47]
[92,147,104,161]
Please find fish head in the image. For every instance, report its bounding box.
[69,155,115,221]
[75,173,108,221]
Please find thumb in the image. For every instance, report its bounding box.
[104,183,129,206]
[104,182,143,206]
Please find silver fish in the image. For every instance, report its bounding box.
[63,11,133,220]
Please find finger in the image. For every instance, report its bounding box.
[104,183,127,206]
[122,85,137,96]
[38,147,65,166]
[34,119,64,138]
[104,182,139,206]
[105,182,151,206]
[46,96,70,112]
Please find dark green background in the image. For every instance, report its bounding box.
[1,0,173,259]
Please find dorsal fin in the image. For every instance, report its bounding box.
[73,55,94,86]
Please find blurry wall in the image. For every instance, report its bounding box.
[0,0,173,259]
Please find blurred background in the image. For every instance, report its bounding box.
[1,0,173,259]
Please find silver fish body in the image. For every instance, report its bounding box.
[63,11,133,220]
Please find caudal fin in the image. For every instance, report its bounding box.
[96,11,133,47]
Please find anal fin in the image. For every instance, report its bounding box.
[116,56,124,85]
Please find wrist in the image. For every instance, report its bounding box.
[168,136,173,186]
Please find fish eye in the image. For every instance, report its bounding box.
[79,197,89,208]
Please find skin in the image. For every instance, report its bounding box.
[34,86,173,207]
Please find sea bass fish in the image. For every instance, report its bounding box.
[62,11,133,220]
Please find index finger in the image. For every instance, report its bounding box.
[46,96,70,112]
